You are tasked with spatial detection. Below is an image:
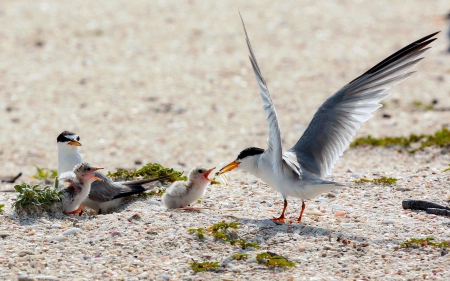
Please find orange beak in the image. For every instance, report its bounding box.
[216,161,240,176]
[68,140,82,146]
[204,167,215,182]
[91,167,103,182]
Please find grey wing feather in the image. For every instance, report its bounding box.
[89,172,131,202]
[88,172,168,202]
[240,13,284,176]
[286,32,439,178]
[116,175,170,186]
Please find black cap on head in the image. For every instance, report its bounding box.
[237,147,265,160]
[57,131,80,143]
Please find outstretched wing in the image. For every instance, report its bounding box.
[286,32,439,178]
[240,13,284,176]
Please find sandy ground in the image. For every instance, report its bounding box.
[1,0,450,280]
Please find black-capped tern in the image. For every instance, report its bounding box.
[217,15,438,223]
[57,131,168,214]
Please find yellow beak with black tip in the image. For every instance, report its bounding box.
[216,161,240,176]
[68,140,82,146]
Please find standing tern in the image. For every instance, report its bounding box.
[217,15,438,223]
[57,131,169,214]
[59,162,103,215]
[162,166,215,209]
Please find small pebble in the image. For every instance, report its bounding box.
[50,236,68,242]
[0,232,11,238]
[62,228,80,236]
[334,211,346,217]
[157,274,171,280]
[147,199,162,206]
[34,275,59,280]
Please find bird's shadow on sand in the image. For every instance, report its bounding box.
[226,216,372,244]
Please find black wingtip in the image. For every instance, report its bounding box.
[349,31,440,84]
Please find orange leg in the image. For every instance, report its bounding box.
[296,200,306,222]
[65,205,85,216]
[271,199,287,223]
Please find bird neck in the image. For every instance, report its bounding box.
[58,146,83,175]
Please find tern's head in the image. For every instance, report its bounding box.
[216,147,265,176]
[73,162,103,184]
[57,131,82,152]
[188,166,215,183]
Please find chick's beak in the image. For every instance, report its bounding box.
[216,161,240,176]
[68,140,82,146]
[91,167,103,182]
[203,167,216,182]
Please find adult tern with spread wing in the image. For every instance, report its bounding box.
[217,15,438,223]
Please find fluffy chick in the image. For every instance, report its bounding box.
[59,163,102,215]
[162,166,214,209]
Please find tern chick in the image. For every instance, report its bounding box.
[217,15,438,223]
[59,162,102,215]
[162,166,215,209]
[57,131,168,214]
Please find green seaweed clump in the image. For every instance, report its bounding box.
[0,204,4,213]
[401,237,450,249]
[187,221,259,249]
[256,252,296,268]
[188,228,205,239]
[232,253,249,260]
[13,182,62,212]
[208,221,259,249]
[350,127,450,153]
[230,239,260,249]
[209,221,239,232]
[208,221,239,242]
[139,188,166,198]
[411,100,434,111]
[353,177,397,185]
[107,163,186,182]
[190,261,220,272]
[33,166,58,182]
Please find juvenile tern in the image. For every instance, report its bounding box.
[162,166,215,209]
[217,15,438,223]
[57,131,168,214]
[59,162,102,215]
